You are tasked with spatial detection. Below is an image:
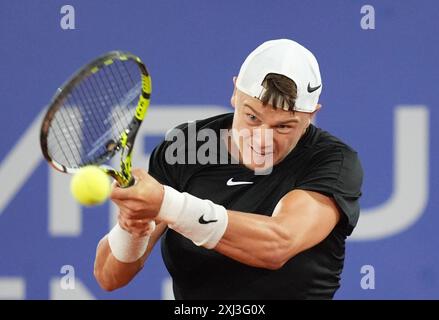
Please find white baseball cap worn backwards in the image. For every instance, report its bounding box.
[236,39,322,113]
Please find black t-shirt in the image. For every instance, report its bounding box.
[149,113,363,299]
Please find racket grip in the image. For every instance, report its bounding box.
[125,176,136,188]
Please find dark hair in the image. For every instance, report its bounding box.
[260,73,297,111]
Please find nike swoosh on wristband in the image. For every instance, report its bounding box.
[307,83,321,93]
[226,178,254,186]
[198,215,218,224]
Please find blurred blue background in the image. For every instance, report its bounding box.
[0,0,437,299]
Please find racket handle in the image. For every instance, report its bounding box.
[125,176,136,188]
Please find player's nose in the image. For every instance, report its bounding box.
[251,127,274,153]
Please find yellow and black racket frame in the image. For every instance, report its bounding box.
[40,51,151,187]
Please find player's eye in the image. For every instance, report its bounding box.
[276,124,293,133]
[246,113,258,122]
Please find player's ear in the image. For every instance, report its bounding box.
[310,104,322,121]
[230,76,238,109]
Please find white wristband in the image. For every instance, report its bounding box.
[107,221,155,263]
[157,185,228,249]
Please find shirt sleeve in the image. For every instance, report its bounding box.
[148,140,177,188]
[295,147,363,235]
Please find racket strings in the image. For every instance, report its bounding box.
[85,71,121,137]
[51,112,78,168]
[99,63,133,134]
[75,78,107,139]
[46,59,142,168]
[53,107,83,167]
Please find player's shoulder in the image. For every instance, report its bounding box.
[166,112,233,136]
[152,112,232,158]
[304,126,363,172]
[309,126,359,156]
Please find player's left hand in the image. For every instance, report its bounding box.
[111,168,164,221]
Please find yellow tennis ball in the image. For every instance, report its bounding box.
[70,166,111,206]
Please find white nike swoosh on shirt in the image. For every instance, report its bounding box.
[226,178,254,186]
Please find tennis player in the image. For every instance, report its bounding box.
[94,39,363,299]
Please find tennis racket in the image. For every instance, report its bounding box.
[40,51,151,187]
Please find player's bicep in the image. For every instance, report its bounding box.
[272,189,340,255]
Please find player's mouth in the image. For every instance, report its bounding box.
[250,146,274,157]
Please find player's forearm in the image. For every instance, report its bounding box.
[93,237,143,291]
[156,186,296,269]
[214,211,295,270]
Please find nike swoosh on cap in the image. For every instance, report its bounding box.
[307,83,321,93]
[226,178,254,186]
